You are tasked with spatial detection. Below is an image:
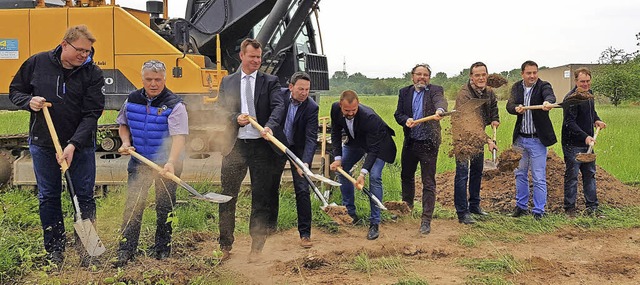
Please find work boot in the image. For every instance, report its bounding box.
[419,220,431,235]
[470,207,488,216]
[300,237,313,249]
[511,206,529,217]
[46,251,64,270]
[458,213,476,225]
[112,250,134,268]
[367,224,379,240]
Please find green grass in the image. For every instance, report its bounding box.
[458,254,527,274]
[351,252,407,274]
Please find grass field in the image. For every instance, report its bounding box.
[0,95,638,283]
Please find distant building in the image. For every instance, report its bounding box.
[538,63,602,102]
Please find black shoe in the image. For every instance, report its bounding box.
[349,213,359,225]
[511,206,529,217]
[565,207,577,218]
[367,224,379,240]
[533,213,543,220]
[469,207,488,216]
[46,251,64,269]
[458,213,476,225]
[419,221,431,235]
[112,250,134,268]
[585,207,605,218]
[155,250,170,260]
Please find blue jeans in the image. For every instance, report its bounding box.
[514,137,548,214]
[30,144,96,253]
[454,153,484,217]
[337,144,386,225]
[562,145,598,210]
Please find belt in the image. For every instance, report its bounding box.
[238,138,262,143]
[519,132,538,138]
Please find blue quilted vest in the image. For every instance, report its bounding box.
[126,88,182,162]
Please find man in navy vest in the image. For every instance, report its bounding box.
[113,60,189,267]
[278,72,319,248]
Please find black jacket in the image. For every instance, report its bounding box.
[394,84,448,146]
[280,88,319,165]
[561,87,600,147]
[331,102,396,171]
[9,46,105,149]
[506,79,557,147]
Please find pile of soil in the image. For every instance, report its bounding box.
[383,201,411,214]
[324,205,353,225]
[487,73,508,88]
[430,150,640,213]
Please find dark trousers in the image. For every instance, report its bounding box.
[119,159,181,253]
[218,139,286,251]
[30,144,96,253]
[400,140,439,222]
[289,147,312,238]
[563,145,598,210]
[454,153,484,217]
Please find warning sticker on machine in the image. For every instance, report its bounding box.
[0,39,19,59]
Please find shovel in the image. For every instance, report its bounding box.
[246,116,340,187]
[42,103,106,256]
[483,125,499,171]
[576,127,602,163]
[318,116,332,200]
[335,167,387,210]
[125,149,232,203]
[521,94,592,110]
[413,110,457,124]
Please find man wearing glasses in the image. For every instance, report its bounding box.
[113,60,188,267]
[9,25,105,268]
[394,64,447,235]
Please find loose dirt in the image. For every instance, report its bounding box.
[383,201,411,214]
[449,106,489,162]
[487,74,508,88]
[323,205,353,225]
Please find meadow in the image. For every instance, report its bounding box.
[0,95,638,284]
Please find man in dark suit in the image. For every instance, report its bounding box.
[278,71,319,248]
[329,90,396,240]
[394,64,447,235]
[506,60,557,220]
[217,38,286,261]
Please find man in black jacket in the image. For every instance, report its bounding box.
[9,25,105,267]
[330,90,396,240]
[217,38,285,261]
[506,60,556,220]
[562,67,606,217]
[278,72,318,248]
[394,64,447,235]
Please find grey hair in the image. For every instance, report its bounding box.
[141,60,167,78]
[411,63,432,76]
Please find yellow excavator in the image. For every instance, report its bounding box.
[0,0,329,188]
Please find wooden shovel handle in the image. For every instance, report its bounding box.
[336,167,363,190]
[413,114,440,124]
[126,149,183,185]
[42,103,69,172]
[246,116,288,153]
[521,104,560,110]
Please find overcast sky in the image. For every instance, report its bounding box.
[127,0,639,78]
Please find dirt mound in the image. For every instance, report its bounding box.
[324,205,353,225]
[433,150,640,213]
[383,201,411,214]
[487,74,508,88]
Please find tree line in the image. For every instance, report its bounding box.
[327,33,640,106]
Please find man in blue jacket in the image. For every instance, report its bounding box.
[278,72,319,248]
[562,67,606,217]
[9,25,105,268]
[506,60,557,220]
[113,60,189,267]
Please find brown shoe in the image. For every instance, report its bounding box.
[220,249,231,262]
[300,237,313,248]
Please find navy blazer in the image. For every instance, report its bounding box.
[280,88,319,165]
[506,79,557,147]
[218,70,285,156]
[330,102,396,171]
[394,84,448,146]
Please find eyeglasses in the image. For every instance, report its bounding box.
[65,40,91,56]
[413,72,430,77]
[143,60,166,70]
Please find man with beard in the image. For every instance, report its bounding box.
[394,64,448,235]
[452,62,499,225]
[330,90,396,240]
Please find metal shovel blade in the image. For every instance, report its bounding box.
[310,172,341,186]
[362,187,388,210]
[178,180,232,203]
[74,219,106,256]
[483,160,498,171]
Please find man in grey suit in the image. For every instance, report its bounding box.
[217,38,286,261]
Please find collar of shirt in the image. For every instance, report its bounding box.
[521,80,536,90]
[290,96,302,106]
[241,70,258,79]
[470,81,485,96]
